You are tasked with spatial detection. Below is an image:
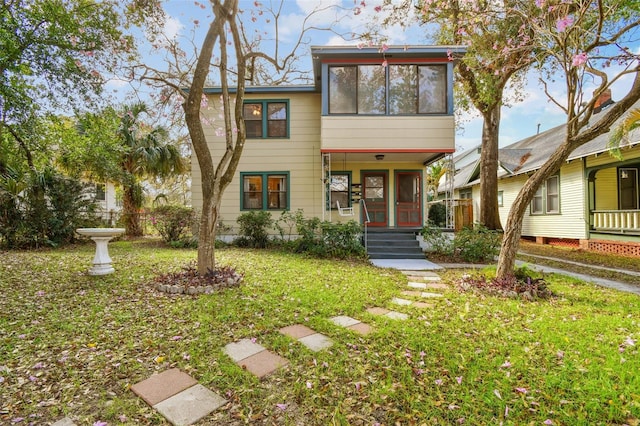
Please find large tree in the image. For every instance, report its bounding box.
[59,103,186,236]
[138,0,340,273]
[496,0,640,278]
[0,0,140,173]
[380,0,544,230]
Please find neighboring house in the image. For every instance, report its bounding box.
[91,181,120,225]
[450,93,640,256]
[192,45,465,231]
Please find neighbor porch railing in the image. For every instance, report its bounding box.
[592,209,640,233]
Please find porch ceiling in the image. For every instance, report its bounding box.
[323,151,446,166]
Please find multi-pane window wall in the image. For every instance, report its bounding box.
[328,64,447,115]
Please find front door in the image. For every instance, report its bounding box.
[396,171,422,227]
[363,172,387,226]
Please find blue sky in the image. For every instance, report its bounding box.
[117,0,639,154]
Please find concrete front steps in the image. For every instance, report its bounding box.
[366,227,424,259]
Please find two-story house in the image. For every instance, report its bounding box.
[191,45,465,236]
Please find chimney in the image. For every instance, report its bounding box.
[594,89,612,112]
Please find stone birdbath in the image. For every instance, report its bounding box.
[76,228,125,275]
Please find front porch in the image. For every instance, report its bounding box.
[592,210,640,235]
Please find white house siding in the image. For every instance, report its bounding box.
[191,92,322,227]
[498,160,587,240]
[321,116,455,152]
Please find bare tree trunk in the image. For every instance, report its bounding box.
[197,187,219,273]
[496,139,575,278]
[479,103,503,231]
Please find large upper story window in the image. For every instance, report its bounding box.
[328,64,447,115]
[243,100,288,138]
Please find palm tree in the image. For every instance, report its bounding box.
[609,108,640,159]
[117,103,185,236]
[425,160,449,201]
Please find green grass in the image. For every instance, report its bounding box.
[1,240,639,425]
[517,241,640,286]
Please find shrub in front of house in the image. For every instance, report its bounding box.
[453,224,501,263]
[421,223,500,263]
[0,170,99,249]
[427,202,447,227]
[235,210,273,248]
[233,210,365,258]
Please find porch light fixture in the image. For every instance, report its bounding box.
[375,154,385,161]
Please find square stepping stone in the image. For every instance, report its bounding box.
[420,292,444,298]
[298,333,334,352]
[401,270,441,278]
[392,297,413,306]
[279,324,316,339]
[223,338,266,362]
[52,418,76,426]
[237,349,288,378]
[385,311,409,320]
[408,282,428,289]
[412,301,435,309]
[153,384,227,426]
[426,282,449,290]
[401,290,422,297]
[330,315,361,327]
[347,322,373,335]
[131,368,198,406]
[367,307,390,316]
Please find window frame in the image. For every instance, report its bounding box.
[328,63,448,116]
[240,172,290,211]
[327,172,352,210]
[530,174,560,215]
[243,100,290,139]
[497,190,504,207]
[94,183,106,201]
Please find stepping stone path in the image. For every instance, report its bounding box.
[366,306,409,320]
[130,368,227,426]
[224,338,289,378]
[279,324,334,352]
[330,315,373,335]
[52,267,450,425]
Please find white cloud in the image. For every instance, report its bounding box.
[163,15,184,40]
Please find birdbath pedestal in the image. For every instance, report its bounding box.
[76,228,125,275]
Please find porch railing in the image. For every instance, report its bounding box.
[592,209,640,233]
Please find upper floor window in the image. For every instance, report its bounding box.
[531,174,560,215]
[243,100,288,138]
[328,64,447,115]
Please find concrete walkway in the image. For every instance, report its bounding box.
[516,260,640,296]
[370,258,442,270]
[374,256,639,296]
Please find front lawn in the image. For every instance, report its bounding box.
[1,241,638,425]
